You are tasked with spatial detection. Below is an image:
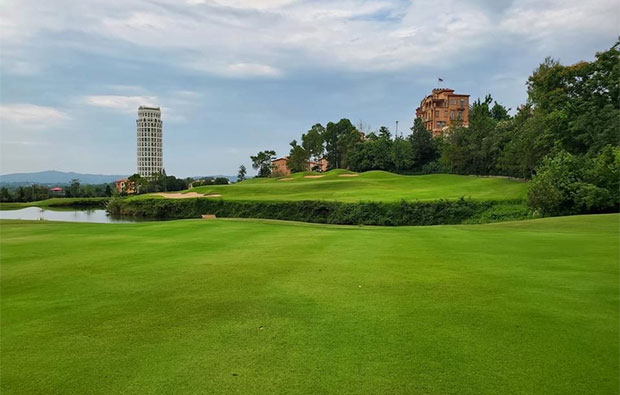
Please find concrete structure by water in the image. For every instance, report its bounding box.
[137,106,163,177]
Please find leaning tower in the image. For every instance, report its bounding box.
[136,106,163,177]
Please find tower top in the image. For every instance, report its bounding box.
[138,106,160,111]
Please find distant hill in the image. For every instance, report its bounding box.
[0,171,128,186]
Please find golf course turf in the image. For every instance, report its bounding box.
[145,170,528,202]
[1,214,618,394]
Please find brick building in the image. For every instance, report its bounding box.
[271,157,328,176]
[415,88,469,137]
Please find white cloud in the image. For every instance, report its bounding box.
[84,95,159,112]
[0,104,70,127]
[1,0,617,77]
[82,91,203,123]
[188,61,283,77]
[226,63,282,77]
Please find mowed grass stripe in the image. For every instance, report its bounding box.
[1,214,618,394]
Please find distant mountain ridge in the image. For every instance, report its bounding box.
[0,171,238,186]
[0,171,128,185]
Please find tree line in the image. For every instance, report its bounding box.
[0,179,113,202]
[123,173,229,195]
[249,40,619,216]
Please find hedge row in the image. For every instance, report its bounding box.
[107,197,528,226]
[47,198,110,209]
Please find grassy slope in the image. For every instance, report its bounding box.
[0,197,108,210]
[1,215,618,394]
[146,170,528,202]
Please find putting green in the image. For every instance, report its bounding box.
[1,214,618,394]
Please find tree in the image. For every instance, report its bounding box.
[525,41,619,156]
[237,165,247,182]
[378,126,392,140]
[0,187,12,202]
[213,177,229,185]
[104,184,112,197]
[409,117,438,169]
[390,136,413,172]
[67,179,81,197]
[251,150,276,177]
[324,119,363,169]
[301,124,325,162]
[440,95,508,175]
[287,140,309,173]
[527,148,619,216]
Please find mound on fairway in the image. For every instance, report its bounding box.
[1,214,618,394]
[144,170,527,202]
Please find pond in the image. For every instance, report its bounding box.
[0,207,141,224]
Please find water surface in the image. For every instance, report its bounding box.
[0,207,138,223]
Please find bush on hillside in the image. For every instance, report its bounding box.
[527,146,620,216]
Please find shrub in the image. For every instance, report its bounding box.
[107,197,525,226]
[527,147,619,216]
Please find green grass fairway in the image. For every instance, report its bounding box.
[1,215,618,394]
[163,170,527,202]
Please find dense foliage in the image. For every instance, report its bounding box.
[528,146,619,216]
[108,197,528,226]
[125,173,191,194]
[0,179,112,202]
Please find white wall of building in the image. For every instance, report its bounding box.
[136,106,163,177]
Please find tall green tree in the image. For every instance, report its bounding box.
[67,179,81,197]
[390,136,413,172]
[324,119,363,169]
[525,41,620,155]
[301,124,325,162]
[408,117,437,169]
[287,140,309,173]
[237,165,247,182]
[251,150,276,177]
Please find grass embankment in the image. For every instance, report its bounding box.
[1,214,618,394]
[121,171,529,224]
[136,170,528,202]
[0,197,108,210]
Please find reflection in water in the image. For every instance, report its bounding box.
[0,207,138,223]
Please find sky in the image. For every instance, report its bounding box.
[0,0,617,177]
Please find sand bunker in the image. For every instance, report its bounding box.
[155,192,204,199]
[339,173,359,177]
[278,177,294,181]
[155,192,222,199]
[304,175,325,179]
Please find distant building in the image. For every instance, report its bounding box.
[137,106,163,177]
[415,88,470,137]
[271,157,328,176]
[50,187,63,196]
[272,157,289,176]
[115,179,136,194]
